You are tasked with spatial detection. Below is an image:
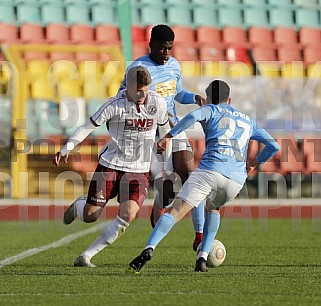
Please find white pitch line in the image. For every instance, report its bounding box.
[0,222,108,269]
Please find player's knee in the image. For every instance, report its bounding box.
[118,210,137,223]
[83,211,99,223]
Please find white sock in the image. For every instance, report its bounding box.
[198,251,209,261]
[82,216,129,259]
[75,198,86,221]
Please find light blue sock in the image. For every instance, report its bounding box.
[146,213,175,249]
[191,200,205,233]
[200,212,220,255]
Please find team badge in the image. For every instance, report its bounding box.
[147,104,157,115]
[94,190,106,204]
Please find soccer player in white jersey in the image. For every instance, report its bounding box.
[53,66,169,267]
[128,80,280,273]
[120,24,206,251]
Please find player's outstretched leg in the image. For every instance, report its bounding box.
[63,195,86,225]
[191,200,205,251]
[127,248,154,274]
[194,257,208,272]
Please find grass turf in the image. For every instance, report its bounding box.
[1,218,321,306]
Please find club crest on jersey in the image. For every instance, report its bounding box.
[147,104,157,115]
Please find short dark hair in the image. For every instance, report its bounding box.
[126,66,152,87]
[205,80,230,104]
[150,24,175,42]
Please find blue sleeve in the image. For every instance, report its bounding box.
[169,106,212,137]
[175,88,196,104]
[251,124,280,164]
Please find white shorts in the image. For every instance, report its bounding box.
[177,168,243,209]
[150,131,193,180]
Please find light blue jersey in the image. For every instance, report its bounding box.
[120,55,196,124]
[169,103,280,185]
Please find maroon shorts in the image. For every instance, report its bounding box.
[87,164,150,207]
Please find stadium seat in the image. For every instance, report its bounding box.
[70,24,95,44]
[75,52,99,62]
[172,46,198,61]
[303,47,321,67]
[41,4,65,25]
[132,26,146,43]
[0,4,15,23]
[65,3,90,25]
[274,27,301,48]
[267,0,293,8]
[16,3,42,25]
[295,9,320,29]
[27,59,50,79]
[46,24,70,43]
[167,7,193,27]
[132,45,149,60]
[50,52,74,62]
[0,24,19,43]
[243,0,267,7]
[252,47,279,77]
[293,0,319,8]
[95,25,120,45]
[140,7,166,26]
[199,46,225,61]
[30,79,56,100]
[193,7,218,27]
[226,47,252,64]
[20,24,46,43]
[299,28,321,47]
[216,0,242,6]
[278,46,304,77]
[269,8,295,28]
[171,26,196,45]
[24,51,48,61]
[91,3,117,26]
[217,7,244,28]
[243,8,269,28]
[196,26,221,46]
[248,27,274,47]
[222,27,248,47]
[278,47,302,62]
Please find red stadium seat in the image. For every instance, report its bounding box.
[299,28,321,47]
[274,27,301,49]
[0,23,19,43]
[196,26,221,46]
[132,44,149,60]
[50,52,74,61]
[222,26,249,47]
[226,46,252,64]
[248,27,274,47]
[132,26,146,43]
[199,46,225,61]
[278,47,302,62]
[252,47,277,61]
[20,24,46,43]
[75,52,99,62]
[46,24,70,43]
[171,26,196,45]
[95,25,120,45]
[172,45,198,61]
[303,47,321,66]
[70,24,95,44]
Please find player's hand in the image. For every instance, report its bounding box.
[246,159,259,173]
[195,95,206,106]
[53,151,69,166]
[157,137,170,154]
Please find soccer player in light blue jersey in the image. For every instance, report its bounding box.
[120,24,206,251]
[128,80,280,273]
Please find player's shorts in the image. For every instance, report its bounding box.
[177,168,243,209]
[150,131,193,180]
[87,163,150,207]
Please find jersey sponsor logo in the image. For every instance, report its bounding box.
[155,80,176,98]
[147,104,157,115]
[124,118,154,131]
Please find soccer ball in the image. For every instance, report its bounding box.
[197,239,226,268]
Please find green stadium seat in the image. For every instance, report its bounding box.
[140,7,166,26]
[216,0,242,7]
[191,0,216,7]
[165,0,190,4]
[65,3,90,25]
[0,4,14,24]
[269,8,295,28]
[39,0,64,3]
[16,3,42,25]
[167,7,193,26]
[41,4,65,25]
[267,0,293,8]
[293,0,319,8]
[295,9,320,29]
[91,4,117,26]
[244,8,270,28]
[218,7,244,28]
[243,0,267,7]
[193,7,218,27]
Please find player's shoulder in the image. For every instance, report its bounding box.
[102,90,127,108]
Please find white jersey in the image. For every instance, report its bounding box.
[90,89,168,173]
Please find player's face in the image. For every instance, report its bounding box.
[149,40,174,65]
[127,84,149,105]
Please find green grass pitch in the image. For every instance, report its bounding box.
[1,218,321,306]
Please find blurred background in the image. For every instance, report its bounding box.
[0,0,321,202]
